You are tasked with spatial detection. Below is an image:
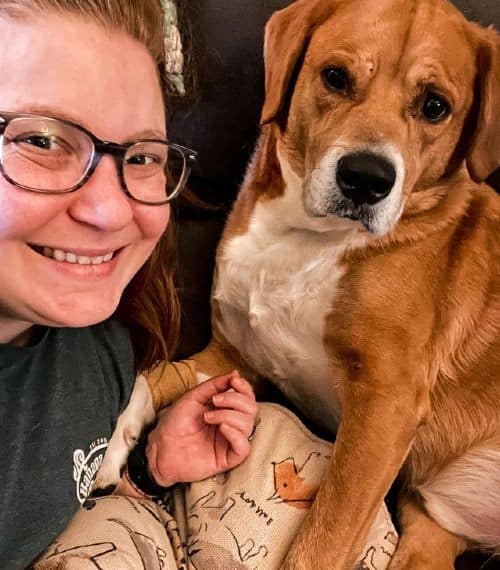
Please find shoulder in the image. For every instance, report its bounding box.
[54,320,136,412]
[89,320,136,410]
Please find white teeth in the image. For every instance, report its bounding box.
[54,249,66,262]
[40,247,115,265]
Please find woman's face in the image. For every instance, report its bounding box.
[0,12,170,342]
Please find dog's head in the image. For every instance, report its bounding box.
[261,0,500,236]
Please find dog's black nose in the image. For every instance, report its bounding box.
[336,152,396,205]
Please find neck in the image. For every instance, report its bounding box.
[0,317,34,346]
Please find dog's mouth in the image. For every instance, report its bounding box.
[325,198,377,233]
[303,186,380,234]
[304,190,403,237]
[303,147,405,236]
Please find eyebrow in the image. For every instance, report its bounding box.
[11,104,167,141]
[406,60,460,103]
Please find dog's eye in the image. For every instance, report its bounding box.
[421,93,451,122]
[322,67,349,92]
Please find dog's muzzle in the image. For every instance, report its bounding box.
[336,151,396,206]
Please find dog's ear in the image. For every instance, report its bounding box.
[260,0,334,126]
[466,32,500,182]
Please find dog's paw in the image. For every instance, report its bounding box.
[388,549,454,570]
[89,374,155,498]
[89,456,122,496]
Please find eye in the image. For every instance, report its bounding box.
[421,93,451,122]
[126,153,160,166]
[322,67,350,92]
[18,134,60,151]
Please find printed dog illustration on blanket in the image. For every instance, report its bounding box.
[268,452,331,509]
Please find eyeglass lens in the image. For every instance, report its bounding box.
[0,116,186,203]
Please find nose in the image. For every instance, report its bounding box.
[336,152,396,206]
[68,156,134,231]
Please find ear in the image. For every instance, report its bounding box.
[260,0,335,126]
[467,32,500,182]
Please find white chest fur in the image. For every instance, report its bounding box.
[213,158,363,433]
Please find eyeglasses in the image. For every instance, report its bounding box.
[0,111,198,205]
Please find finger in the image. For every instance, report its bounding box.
[219,423,251,463]
[204,409,254,436]
[212,391,258,417]
[214,424,231,471]
[229,374,255,399]
[189,372,237,405]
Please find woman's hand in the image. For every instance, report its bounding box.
[146,371,258,487]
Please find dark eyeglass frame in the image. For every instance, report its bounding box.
[0,111,198,205]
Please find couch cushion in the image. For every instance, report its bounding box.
[451,0,499,26]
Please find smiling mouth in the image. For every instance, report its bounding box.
[29,245,118,266]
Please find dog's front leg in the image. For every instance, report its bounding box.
[91,374,155,494]
[283,377,428,570]
[149,338,252,410]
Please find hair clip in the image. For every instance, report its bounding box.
[160,0,186,96]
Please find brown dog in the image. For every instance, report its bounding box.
[99,0,500,568]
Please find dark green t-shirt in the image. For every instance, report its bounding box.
[0,320,135,569]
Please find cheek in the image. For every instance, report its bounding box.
[0,182,59,240]
[416,126,461,185]
[135,204,171,242]
[0,182,23,239]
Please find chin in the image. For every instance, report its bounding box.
[40,295,121,329]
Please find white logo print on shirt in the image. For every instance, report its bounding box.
[72,437,109,503]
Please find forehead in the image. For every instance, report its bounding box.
[0,12,165,140]
[308,0,476,86]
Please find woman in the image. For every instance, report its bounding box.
[0,1,256,567]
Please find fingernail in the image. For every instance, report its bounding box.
[213,394,223,405]
[205,411,214,420]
